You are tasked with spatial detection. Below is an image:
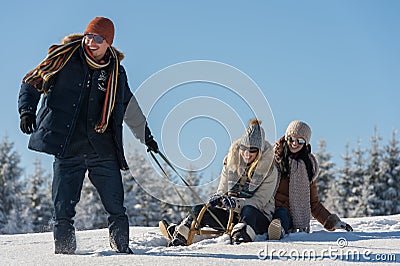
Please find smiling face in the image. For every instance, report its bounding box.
[239,146,259,164]
[84,33,110,61]
[286,134,305,154]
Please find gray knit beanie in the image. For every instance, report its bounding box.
[285,120,312,144]
[239,119,265,150]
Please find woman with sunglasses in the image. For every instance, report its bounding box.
[267,120,352,240]
[160,119,279,246]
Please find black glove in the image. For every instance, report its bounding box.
[208,194,236,209]
[146,138,159,153]
[221,195,236,209]
[145,124,159,153]
[20,113,36,134]
[208,194,223,207]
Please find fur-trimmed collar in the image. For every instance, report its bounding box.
[61,33,125,61]
[225,139,274,178]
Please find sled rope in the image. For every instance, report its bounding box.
[149,150,227,230]
[149,151,200,226]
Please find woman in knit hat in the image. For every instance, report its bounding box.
[267,120,352,240]
[160,119,279,246]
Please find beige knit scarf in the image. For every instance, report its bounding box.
[288,158,311,232]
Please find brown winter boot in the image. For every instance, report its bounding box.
[268,219,284,240]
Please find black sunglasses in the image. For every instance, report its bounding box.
[239,145,259,153]
[287,136,306,145]
[85,34,105,44]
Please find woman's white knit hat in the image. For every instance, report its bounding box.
[285,120,312,144]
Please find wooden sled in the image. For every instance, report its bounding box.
[186,203,235,245]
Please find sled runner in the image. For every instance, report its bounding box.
[186,203,235,245]
[159,203,235,246]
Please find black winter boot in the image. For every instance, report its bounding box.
[167,224,189,247]
[108,215,130,253]
[231,222,256,244]
[159,220,177,240]
[53,220,76,254]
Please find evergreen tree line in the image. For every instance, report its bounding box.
[315,129,400,218]
[0,128,399,234]
[0,138,212,234]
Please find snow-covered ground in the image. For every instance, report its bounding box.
[1,214,400,265]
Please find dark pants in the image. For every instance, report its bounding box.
[52,154,128,253]
[239,205,270,234]
[272,207,293,234]
[186,204,270,235]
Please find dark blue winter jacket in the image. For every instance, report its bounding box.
[18,40,136,170]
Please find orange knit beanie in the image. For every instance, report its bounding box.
[84,17,114,45]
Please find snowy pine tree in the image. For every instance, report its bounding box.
[26,158,53,232]
[336,143,353,217]
[314,139,335,203]
[0,168,6,230]
[381,130,400,215]
[365,128,385,216]
[125,149,155,226]
[0,137,26,234]
[121,168,142,225]
[350,141,369,217]
[125,149,170,226]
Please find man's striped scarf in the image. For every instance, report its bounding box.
[22,38,119,133]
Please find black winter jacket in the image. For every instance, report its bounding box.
[18,41,138,170]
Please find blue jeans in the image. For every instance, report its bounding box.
[272,207,293,234]
[52,154,128,253]
[240,205,270,234]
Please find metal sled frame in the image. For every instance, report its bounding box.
[186,203,235,245]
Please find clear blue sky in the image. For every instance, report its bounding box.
[1,1,399,178]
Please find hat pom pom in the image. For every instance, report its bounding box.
[249,119,261,126]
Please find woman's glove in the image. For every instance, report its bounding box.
[208,194,223,207]
[335,221,353,232]
[221,195,236,209]
[208,194,236,209]
[324,214,353,231]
